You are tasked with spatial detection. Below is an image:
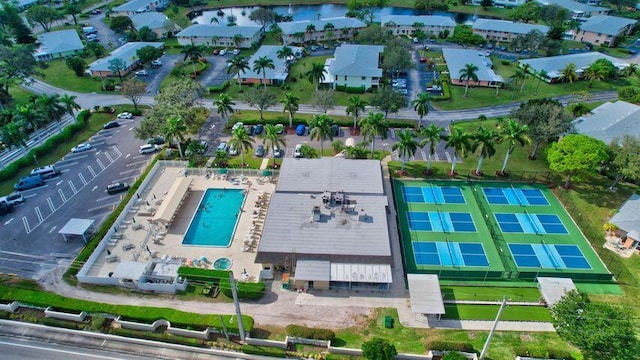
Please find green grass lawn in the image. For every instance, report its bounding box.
[441,286,541,302]
[444,304,551,321]
[34,58,104,93]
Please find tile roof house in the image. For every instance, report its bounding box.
[472,19,549,43]
[323,44,384,91]
[519,52,629,83]
[535,0,609,21]
[381,15,455,38]
[88,42,163,77]
[610,194,640,249]
[572,100,640,144]
[238,45,303,86]
[129,12,180,39]
[277,17,366,45]
[33,29,84,61]
[111,0,168,16]
[175,25,262,48]
[472,0,528,7]
[568,15,637,48]
[442,48,504,87]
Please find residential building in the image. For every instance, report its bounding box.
[572,100,640,144]
[381,15,455,38]
[568,15,637,47]
[130,12,180,39]
[471,0,527,7]
[11,0,38,9]
[576,0,602,5]
[519,52,629,83]
[255,158,393,291]
[33,29,84,61]
[88,42,163,77]
[175,25,262,48]
[238,45,302,86]
[277,17,366,45]
[323,44,384,91]
[111,0,169,16]
[535,0,609,21]
[609,194,640,249]
[472,19,549,43]
[442,48,504,87]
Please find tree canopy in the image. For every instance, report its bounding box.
[137,46,164,66]
[26,5,59,32]
[362,337,397,360]
[370,87,407,118]
[512,98,573,159]
[608,135,640,190]
[547,134,609,188]
[110,16,134,33]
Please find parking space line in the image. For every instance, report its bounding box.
[64,154,89,161]
[4,217,14,225]
[104,151,114,162]
[119,168,139,175]
[68,181,78,194]
[24,194,37,199]
[421,150,426,160]
[87,165,97,177]
[96,158,105,170]
[434,153,440,162]
[88,201,120,213]
[126,159,149,167]
[112,145,121,156]
[35,207,44,222]
[55,161,79,169]
[58,189,66,202]
[22,217,30,234]
[47,198,55,212]
[79,173,88,185]
[445,152,452,163]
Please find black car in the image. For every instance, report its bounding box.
[245,125,255,136]
[254,145,265,157]
[0,202,12,216]
[103,121,120,129]
[254,124,264,135]
[107,182,130,195]
[332,124,340,137]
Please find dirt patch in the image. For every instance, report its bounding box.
[520,333,533,342]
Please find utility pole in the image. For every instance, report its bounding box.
[480,296,507,359]
[229,272,246,341]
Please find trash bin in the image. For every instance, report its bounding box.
[384,315,394,328]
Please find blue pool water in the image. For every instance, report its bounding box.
[182,189,245,247]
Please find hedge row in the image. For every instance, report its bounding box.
[208,81,230,93]
[39,317,86,330]
[334,85,366,93]
[425,341,474,353]
[228,118,415,129]
[241,344,287,358]
[219,277,265,300]
[430,82,451,102]
[0,110,90,183]
[177,267,230,282]
[111,327,209,347]
[515,345,575,360]
[285,324,336,341]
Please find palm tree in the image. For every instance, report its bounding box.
[36,94,65,131]
[280,92,300,128]
[411,92,430,128]
[496,118,531,176]
[276,46,295,71]
[393,129,419,174]
[519,64,530,95]
[227,56,250,90]
[228,126,254,167]
[164,116,188,159]
[559,63,578,87]
[0,122,28,151]
[459,63,479,97]
[305,23,316,43]
[232,34,244,49]
[181,44,203,62]
[419,123,447,175]
[309,114,334,156]
[346,95,367,129]
[359,112,389,157]
[299,144,318,158]
[14,103,46,145]
[445,127,472,175]
[259,124,286,166]
[534,69,548,96]
[509,68,526,100]
[59,94,81,120]
[621,63,637,77]
[215,93,235,122]
[253,56,275,89]
[305,62,326,91]
[471,126,498,176]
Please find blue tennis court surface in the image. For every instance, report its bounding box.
[408,211,476,232]
[483,187,549,206]
[413,241,489,267]
[508,243,591,269]
[495,213,568,234]
[403,186,466,204]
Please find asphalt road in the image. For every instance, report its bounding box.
[0,116,152,278]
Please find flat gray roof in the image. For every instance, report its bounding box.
[472,19,549,35]
[331,263,392,283]
[328,44,384,78]
[176,24,261,39]
[573,100,640,144]
[295,260,331,281]
[519,52,629,78]
[89,42,163,72]
[241,45,302,81]
[442,48,504,83]
[381,15,455,27]
[59,218,94,236]
[579,15,637,36]
[610,194,640,234]
[112,261,147,280]
[407,274,445,315]
[537,277,576,306]
[277,158,384,194]
[278,17,366,35]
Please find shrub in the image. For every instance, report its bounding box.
[344,86,366,93]
[241,344,286,357]
[131,109,143,116]
[177,267,229,282]
[515,345,575,360]
[40,317,85,330]
[208,81,230,93]
[91,314,106,330]
[501,60,511,65]
[219,277,265,299]
[431,82,450,101]
[285,324,336,341]
[111,328,208,347]
[425,341,474,352]
[442,352,467,360]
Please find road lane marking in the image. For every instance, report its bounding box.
[125,153,131,159]
[0,340,129,359]
[92,185,98,192]
[49,225,57,233]
[96,195,112,202]
[95,150,101,155]
[4,218,14,225]
[55,161,79,168]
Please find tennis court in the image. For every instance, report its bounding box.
[413,241,490,267]
[508,243,592,270]
[408,211,476,232]
[483,187,549,206]
[403,186,466,204]
[495,213,568,235]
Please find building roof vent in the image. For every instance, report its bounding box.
[312,205,321,222]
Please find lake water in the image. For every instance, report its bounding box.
[189,4,473,26]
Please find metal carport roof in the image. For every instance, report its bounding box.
[407,274,445,315]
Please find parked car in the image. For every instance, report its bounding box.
[151,59,162,67]
[0,191,24,206]
[310,45,319,51]
[245,125,255,135]
[294,144,303,158]
[117,112,133,119]
[0,202,11,216]
[135,70,149,76]
[213,49,220,55]
[147,136,165,145]
[86,34,97,40]
[254,124,264,135]
[90,9,101,15]
[14,174,44,191]
[103,121,120,129]
[296,124,306,136]
[332,124,340,137]
[31,165,60,179]
[88,38,100,43]
[232,48,240,55]
[216,142,228,153]
[232,122,243,131]
[71,143,92,153]
[228,144,238,156]
[219,49,227,56]
[107,182,130,195]
[139,144,160,154]
[273,146,283,158]
[254,144,265,157]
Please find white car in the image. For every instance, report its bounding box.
[117,112,133,119]
[232,48,240,55]
[151,59,162,67]
[135,70,148,76]
[71,143,92,153]
[228,145,238,156]
[219,49,227,56]
[294,144,303,158]
[232,122,243,131]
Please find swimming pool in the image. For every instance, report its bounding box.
[182,189,245,246]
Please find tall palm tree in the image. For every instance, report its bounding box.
[181,44,203,62]
[497,118,531,175]
[305,62,326,91]
[419,123,447,175]
[280,92,300,128]
[227,55,250,90]
[509,68,526,100]
[309,114,334,156]
[215,93,235,122]
[445,127,472,175]
[519,64,530,95]
[165,116,188,159]
[559,63,578,88]
[534,69,548,96]
[36,94,65,131]
[253,56,275,89]
[228,126,254,167]
[393,129,419,174]
[232,34,244,49]
[14,103,46,145]
[59,94,81,120]
[259,124,287,166]
[471,126,498,176]
[305,23,316,43]
[459,63,479,97]
[346,95,367,129]
[411,92,430,128]
[621,63,637,77]
[0,122,28,151]
[299,144,318,158]
[359,112,389,157]
[276,45,295,72]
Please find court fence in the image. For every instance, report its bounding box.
[555,188,639,286]
[404,170,556,184]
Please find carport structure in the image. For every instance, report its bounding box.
[537,277,576,306]
[59,218,96,243]
[407,274,446,319]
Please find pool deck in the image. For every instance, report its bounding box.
[86,167,276,282]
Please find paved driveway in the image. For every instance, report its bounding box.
[86,13,121,50]
[199,55,235,87]
[142,54,182,95]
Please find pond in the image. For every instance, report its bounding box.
[189,4,473,26]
